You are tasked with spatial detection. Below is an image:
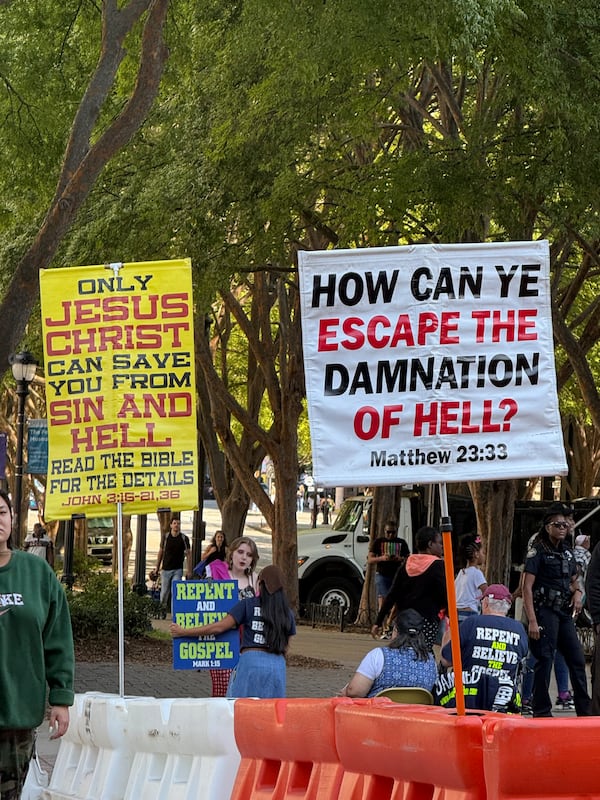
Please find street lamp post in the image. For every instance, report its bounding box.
[9,351,38,547]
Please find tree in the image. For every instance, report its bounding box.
[195,269,305,606]
[0,0,170,369]
[32,0,600,594]
[195,301,266,539]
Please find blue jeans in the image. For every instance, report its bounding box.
[375,573,393,602]
[522,649,569,701]
[227,650,287,698]
[529,605,591,716]
[160,568,183,609]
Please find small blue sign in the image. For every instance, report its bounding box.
[171,579,240,670]
[0,433,6,477]
[27,419,48,474]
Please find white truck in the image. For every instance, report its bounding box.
[296,491,417,619]
[297,492,600,620]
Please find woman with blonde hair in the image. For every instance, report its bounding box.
[172,564,295,697]
[200,536,260,695]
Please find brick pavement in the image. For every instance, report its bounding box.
[73,622,373,699]
[37,621,582,777]
[36,623,374,774]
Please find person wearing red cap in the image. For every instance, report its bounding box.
[434,584,528,711]
[170,564,296,698]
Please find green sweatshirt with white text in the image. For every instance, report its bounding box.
[0,550,74,729]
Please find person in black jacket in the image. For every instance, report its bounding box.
[371,526,446,650]
[585,539,600,715]
[523,507,591,716]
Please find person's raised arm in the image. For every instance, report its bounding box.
[202,543,216,560]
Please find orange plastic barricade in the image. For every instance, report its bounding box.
[482,715,600,800]
[335,701,489,800]
[231,697,352,800]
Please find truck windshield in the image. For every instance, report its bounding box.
[332,498,370,533]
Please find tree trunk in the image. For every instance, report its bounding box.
[195,270,305,607]
[112,515,133,581]
[220,486,251,540]
[0,0,170,368]
[562,416,600,500]
[468,479,517,585]
[355,485,410,626]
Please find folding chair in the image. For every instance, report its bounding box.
[374,686,434,704]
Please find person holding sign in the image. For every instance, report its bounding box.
[0,490,74,797]
[206,536,260,697]
[171,564,296,698]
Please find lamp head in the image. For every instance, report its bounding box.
[9,351,38,383]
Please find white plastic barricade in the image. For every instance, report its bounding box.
[47,694,241,800]
[47,693,131,800]
[123,697,239,799]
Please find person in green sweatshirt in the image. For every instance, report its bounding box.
[0,490,74,798]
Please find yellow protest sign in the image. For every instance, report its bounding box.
[41,259,198,518]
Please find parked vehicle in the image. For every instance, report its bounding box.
[87,518,114,564]
[54,517,114,565]
[297,490,420,620]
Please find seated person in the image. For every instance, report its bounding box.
[435,584,528,712]
[340,609,437,698]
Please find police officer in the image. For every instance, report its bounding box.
[523,503,591,716]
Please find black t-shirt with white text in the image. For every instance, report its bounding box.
[436,614,528,711]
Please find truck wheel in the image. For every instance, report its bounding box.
[306,577,360,620]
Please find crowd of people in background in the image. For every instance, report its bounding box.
[66,498,600,714]
[349,498,599,716]
[4,491,600,799]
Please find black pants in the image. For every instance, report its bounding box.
[529,605,591,716]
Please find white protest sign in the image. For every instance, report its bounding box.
[298,241,567,485]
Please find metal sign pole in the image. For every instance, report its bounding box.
[438,482,466,715]
[116,502,125,697]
